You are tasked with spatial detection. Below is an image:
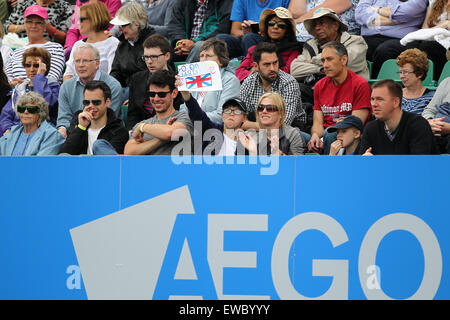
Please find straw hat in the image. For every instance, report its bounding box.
[303,8,348,36]
[259,7,297,37]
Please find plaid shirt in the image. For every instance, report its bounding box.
[239,70,305,125]
[191,0,208,39]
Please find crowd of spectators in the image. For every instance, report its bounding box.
[0,0,448,156]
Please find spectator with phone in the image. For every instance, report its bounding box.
[0,47,59,136]
[215,0,291,58]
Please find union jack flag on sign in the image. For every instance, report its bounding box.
[185,73,212,90]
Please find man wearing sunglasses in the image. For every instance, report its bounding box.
[124,70,193,155]
[59,81,128,155]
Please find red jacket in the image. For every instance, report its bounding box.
[235,44,301,82]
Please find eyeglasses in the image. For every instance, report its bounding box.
[396,70,414,75]
[149,91,171,98]
[268,20,288,29]
[74,59,96,65]
[223,108,244,115]
[25,20,45,26]
[141,53,165,62]
[82,99,102,106]
[17,105,40,114]
[24,63,40,68]
[79,17,89,22]
[257,104,279,112]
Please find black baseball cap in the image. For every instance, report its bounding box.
[327,115,364,133]
[222,97,247,114]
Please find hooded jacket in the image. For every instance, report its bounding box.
[290,31,370,80]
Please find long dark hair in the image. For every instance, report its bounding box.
[0,55,9,87]
[263,14,303,66]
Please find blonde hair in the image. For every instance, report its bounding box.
[115,2,148,29]
[255,92,286,128]
[80,2,111,32]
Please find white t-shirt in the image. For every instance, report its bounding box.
[87,126,104,155]
[218,133,237,156]
[64,37,120,77]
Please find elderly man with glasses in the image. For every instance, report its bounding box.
[56,42,123,138]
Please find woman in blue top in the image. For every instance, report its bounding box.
[396,48,434,115]
[0,91,65,155]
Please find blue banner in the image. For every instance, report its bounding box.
[0,156,448,300]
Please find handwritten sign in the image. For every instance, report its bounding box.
[177,61,222,92]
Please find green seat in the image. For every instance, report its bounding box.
[174,61,188,72]
[367,60,373,79]
[122,104,128,127]
[369,59,434,87]
[437,61,450,86]
[425,61,450,90]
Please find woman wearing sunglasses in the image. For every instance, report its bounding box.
[0,91,65,155]
[235,7,302,83]
[0,46,59,136]
[63,2,119,82]
[238,92,306,155]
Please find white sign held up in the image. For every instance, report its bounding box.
[177,61,222,92]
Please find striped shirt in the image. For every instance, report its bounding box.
[402,89,435,115]
[4,0,73,41]
[5,41,65,83]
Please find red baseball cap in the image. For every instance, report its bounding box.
[24,5,48,20]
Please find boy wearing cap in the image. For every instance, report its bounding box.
[328,115,362,155]
[179,88,247,156]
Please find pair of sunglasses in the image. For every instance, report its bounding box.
[148,91,171,98]
[268,20,288,29]
[17,105,39,114]
[82,99,102,107]
[257,104,279,112]
[24,63,40,68]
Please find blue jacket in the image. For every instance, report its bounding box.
[0,74,59,135]
[57,70,123,130]
[0,120,65,155]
